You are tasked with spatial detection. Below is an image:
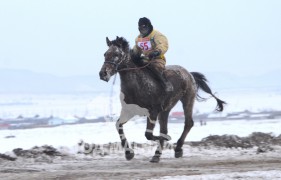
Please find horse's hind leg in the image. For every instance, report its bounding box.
[150,110,171,163]
[116,117,134,160]
[175,94,195,158]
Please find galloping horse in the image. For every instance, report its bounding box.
[99,36,226,163]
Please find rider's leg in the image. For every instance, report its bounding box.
[147,60,173,92]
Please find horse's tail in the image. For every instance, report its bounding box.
[191,72,226,112]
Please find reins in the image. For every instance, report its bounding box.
[103,60,153,72]
[117,61,152,72]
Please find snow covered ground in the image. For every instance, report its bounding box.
[1,89,281,179]
[1,118,281,154]
[155,170,281,180]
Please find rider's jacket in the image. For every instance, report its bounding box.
[133,30,168,61]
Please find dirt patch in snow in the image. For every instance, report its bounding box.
[1,132,281,180]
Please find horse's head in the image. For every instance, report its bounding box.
[99,36,130,82]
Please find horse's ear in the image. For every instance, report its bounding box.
[106,37,112,46]
[116,36,122,47]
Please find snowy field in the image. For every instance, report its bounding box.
[1,118,281,179]
[1,118,281,153]
[1,89,281,179]
[1,87,281,153]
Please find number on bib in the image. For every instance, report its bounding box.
[137,40,152,51]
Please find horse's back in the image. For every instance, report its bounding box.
[166,64,188,70]
[165,65,196,92]
[165,65,192,79]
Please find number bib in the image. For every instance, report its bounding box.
[137,37,152,51]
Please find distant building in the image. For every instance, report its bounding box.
[170,112,184,118]
[0,123,10,129]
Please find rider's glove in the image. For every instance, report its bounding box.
[148,50,161,60]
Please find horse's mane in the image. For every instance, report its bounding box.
[111,36,130,52]
[111,36,144,67]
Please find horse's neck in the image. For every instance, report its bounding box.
[119,54,136,69]
[119,65,156,92]
[118,52,160,93]
[119,67,144,85]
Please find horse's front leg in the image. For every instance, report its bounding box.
[116,118,134,160]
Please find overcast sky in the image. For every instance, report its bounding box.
[0,0,280,77]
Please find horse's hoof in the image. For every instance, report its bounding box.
[175,149,183,158]
[125,149,135,160]
[125,152,134,160]
[83,143,94,154]
[150,156,160,163]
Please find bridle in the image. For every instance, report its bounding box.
[103,59,152,86]
[103,44,154,72]
[103,60,120,71]
[103,57,152,72]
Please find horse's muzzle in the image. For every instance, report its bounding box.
[99,71,110,82]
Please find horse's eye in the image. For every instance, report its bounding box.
[104,53,106,57]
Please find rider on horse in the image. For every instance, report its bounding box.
[132,17,173,92]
